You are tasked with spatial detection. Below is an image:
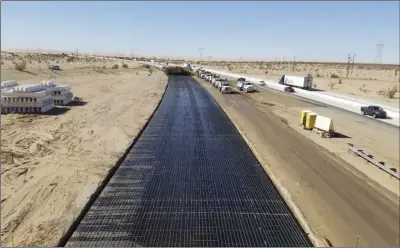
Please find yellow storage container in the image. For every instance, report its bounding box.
[305,112,317,129]
[300,110,312,125]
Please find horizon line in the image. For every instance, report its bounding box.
[2,47,399,66]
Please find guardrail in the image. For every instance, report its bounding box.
[348,143,400,180]
[200,67,399,127]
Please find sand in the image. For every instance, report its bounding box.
[246,89,400,196]
[1,54,167,246]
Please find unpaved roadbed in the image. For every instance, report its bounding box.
[198,77,400,247]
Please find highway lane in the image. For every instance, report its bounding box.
[199,77,400,246]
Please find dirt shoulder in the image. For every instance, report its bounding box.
[1,63,167,246]
[246,86,400,194]
[197,77,400,247]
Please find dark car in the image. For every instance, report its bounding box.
[237,77,246,82]
[50,65,61,71]
[360,105,387,118]
[284,86,295,93]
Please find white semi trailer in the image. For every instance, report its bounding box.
[278,75,313,90]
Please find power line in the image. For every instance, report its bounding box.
[375,44,384,64]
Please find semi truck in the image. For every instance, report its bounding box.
[278,75,313,90]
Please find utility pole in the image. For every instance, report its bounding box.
[76,48,78,57]
[375,44,384,64]
[346,54,352,78]
[292,56,296,72]
[351,54,356,74]
[198,48,204,61]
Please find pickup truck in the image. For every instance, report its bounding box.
[361,105,387,118]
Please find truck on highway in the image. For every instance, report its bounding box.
[237,81,255,92]
[182,63,191,70]
[211,76,221,85]
[278,75,313,90]
[361,105,387,118]
[218,80,232,94]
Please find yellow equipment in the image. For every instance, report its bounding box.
[305,112,317,129]
[300,110,311,125]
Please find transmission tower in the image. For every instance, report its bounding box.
[198,48,204,61]
[346,54,352,78]
[351,54,356,74]
[375,44,384,64]
[292,56,296,72]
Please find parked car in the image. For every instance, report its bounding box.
[50,65,61,71]
[284,86,295,93]
[360,105,387,118]
[258,81,266,86]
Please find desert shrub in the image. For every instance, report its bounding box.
[338,78,343,84]
[316,73,321,78]
[112,64,119,69]
[385,85,399,98]
[307,72,313,77]
[143,64,150,69]
[328,82,336,89]
[66,57,75,62]
[330,73,339,78]
[122,63,128,68]
[102,65,106,69]
[14,60,26,71]
[376,89,386,96]
[359,84,369,93]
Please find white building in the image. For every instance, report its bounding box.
[1,84,55,114]
[41,80,73,105]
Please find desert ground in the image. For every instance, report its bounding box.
[1,52,167,246]
[201,61,400,108]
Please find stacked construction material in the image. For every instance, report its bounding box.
[41,80,73,105]
[1,84,55,113]
[1,80,18,90]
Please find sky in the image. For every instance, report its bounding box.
[1,1,399,63]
